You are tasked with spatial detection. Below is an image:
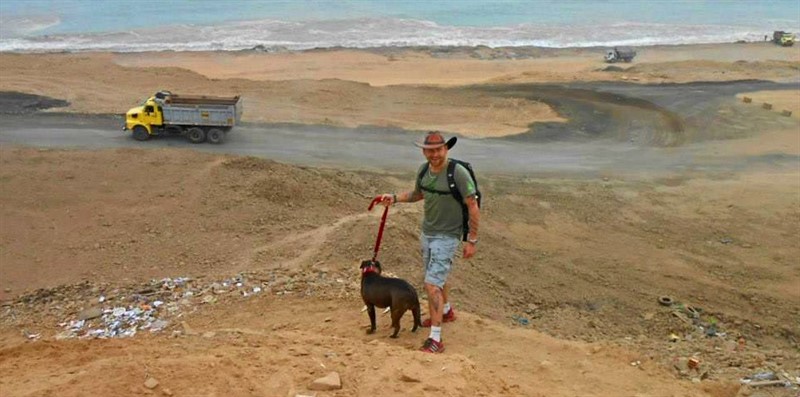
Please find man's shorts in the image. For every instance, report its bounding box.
[420,234,460,288]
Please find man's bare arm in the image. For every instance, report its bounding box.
[397,190,424,203]
[465,195,480,241]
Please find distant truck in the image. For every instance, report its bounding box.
[773,31,796,47]
[124,91,243,144]
[604,47,637,63]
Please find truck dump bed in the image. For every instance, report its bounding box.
[159,93,243,127]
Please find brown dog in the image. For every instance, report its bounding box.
[360,260,422,338]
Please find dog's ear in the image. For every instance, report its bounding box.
[360,260,372,269]
[373,260,382,272]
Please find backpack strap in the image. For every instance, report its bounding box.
[446,160,463,204]
[446,160,469,241]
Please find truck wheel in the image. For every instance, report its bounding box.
[207,128,224,144]
[132,125,150,141]
[187,127,206,144]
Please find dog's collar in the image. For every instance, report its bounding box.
[361,265,379,275]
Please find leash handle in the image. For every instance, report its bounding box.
[368,196,390,262]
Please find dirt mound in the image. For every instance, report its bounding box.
[0,91,69,114]
[0,148,396,296]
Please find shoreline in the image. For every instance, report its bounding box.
[0,39,789,56]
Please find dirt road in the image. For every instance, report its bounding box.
[1,79,798,176]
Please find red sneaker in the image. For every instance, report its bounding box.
[419,338,445,353]
[421,308,456,327]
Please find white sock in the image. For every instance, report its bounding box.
[443,302,451,314]
[430,326,442,342]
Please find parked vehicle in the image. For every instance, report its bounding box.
[123,91,243,144]
[605,47,637,63]
[773,31,796,47]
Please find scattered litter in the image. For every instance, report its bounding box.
[511,315,529,326]
[148,319,169,332]
[739,379,792,388]
[684,305,701,319]
[40,274,275,341]
[741,371,778,383]
[8,269,390,345]
[202,295,216,304]
[671,311,692,325]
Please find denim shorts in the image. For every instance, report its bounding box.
[420,234,460,288]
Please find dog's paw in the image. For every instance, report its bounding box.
[365,328,375,335]
[390,334,399,339]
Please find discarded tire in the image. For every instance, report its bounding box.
[658,296,674,306]
[742,96,752,103]
[762,103,773,110]
[782,110,792,117]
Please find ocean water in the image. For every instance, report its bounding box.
[1,0,798,52]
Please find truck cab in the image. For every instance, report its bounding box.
[125,97,164,135]
[604,47,636,63]
[773,31,796,47]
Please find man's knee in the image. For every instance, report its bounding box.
[424,283,442,295]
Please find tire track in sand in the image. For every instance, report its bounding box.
[243,205,417,269]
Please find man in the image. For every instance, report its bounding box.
[378,131,480,353]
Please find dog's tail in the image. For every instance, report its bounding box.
[411,300,422,332]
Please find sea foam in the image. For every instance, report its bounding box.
[0,17,796,53]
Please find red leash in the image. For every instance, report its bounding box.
[368,196,390,262]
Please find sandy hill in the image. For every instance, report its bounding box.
[1,147,797,396]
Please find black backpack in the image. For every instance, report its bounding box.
[417,159,482,241]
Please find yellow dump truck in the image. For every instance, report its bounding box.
[773,31,796,47]
[124,91,243,144]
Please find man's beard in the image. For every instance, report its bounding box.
[429,157,444,168]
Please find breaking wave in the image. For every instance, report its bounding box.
[0,18,795,53]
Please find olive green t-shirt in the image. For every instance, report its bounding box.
[414,160,477,238]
